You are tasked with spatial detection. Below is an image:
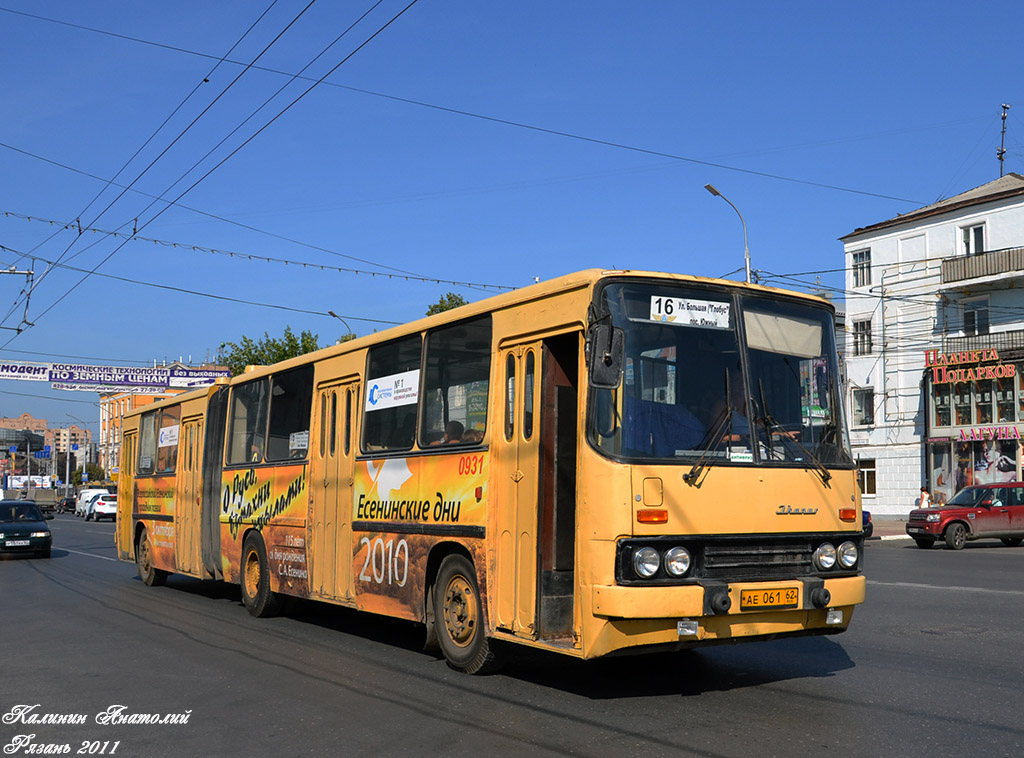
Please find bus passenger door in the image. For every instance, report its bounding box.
[494,343,542,637]
[116,431,136,561]
[176,417,204,575]
[311,381,358,601]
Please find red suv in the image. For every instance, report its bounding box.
[906,483,1024,550]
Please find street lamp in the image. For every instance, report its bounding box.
[704,183,751,284]
[65,413,90,492]
[327,311,355,342]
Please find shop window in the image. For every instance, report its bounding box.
[933,383,951,427]
[852,320,872,356]
[853,388,874,426]
[953,384,972,426]
[996,376,1016,423]
[974,380,994,426]
[857,459,876,496]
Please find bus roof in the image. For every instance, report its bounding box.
[124,268,831,418]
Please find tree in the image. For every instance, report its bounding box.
[426,292,468,316]
[72,463,105,487]
[219,326,322,377]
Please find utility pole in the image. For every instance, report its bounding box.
[998,104,1010,177]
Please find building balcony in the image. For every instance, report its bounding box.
[941,246,1024,287]
[943,329,1024,355]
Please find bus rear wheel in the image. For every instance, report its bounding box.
[241,533,282,618]
[433,554,501,674]
[137,527,168,587]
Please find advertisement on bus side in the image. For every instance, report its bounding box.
[351,453,489,618]
[219,463,309,595]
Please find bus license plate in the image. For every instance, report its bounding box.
[739,587,798,611]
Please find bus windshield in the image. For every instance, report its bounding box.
[589,281,852,469]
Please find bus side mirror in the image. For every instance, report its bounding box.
[588,324,624,389]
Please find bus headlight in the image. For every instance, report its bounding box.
[837,541,858,568]
[664,546,691,577]
[632,547,660,578]
[813,542,837,570]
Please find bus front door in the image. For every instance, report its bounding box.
[310,381,358,601]
[494,343,542,637]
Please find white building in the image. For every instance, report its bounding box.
[842,173,1024,515]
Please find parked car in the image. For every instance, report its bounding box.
[75,488,109,517]
[0,499,52,558]
[85,494,117,522]
[862,510,873,539]
[906,482,1024,550]
[56,496,76,514]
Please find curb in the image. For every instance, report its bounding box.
[878,534,911,541]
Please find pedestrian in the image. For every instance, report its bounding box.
[918,486,931,509]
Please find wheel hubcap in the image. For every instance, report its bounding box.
[244,550,260,598]
[442,575,476,647]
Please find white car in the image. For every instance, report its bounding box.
[75,488,109,517]
[85,493,117,522]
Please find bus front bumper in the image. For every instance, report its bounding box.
[592,575,865,619]
[582,575,865,658]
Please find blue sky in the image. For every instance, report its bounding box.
[2,0,1024,429]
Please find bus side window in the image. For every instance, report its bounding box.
[505,353,516,442]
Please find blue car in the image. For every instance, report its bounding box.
[862,510,873,539]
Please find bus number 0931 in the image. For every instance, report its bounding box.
[359,537,409,587]
[458,455,484,475]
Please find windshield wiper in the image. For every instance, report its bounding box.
[757,390,832,487]
[684,369,735,486]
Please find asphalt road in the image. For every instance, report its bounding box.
[2,514,1023,758]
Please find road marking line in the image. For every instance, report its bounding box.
[868,580,1024,596]
[63,548,118,562]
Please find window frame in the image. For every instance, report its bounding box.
[856,458,876,497]
[961,223,985,255]
[852,319,872,356]
[852,387,874,427]
[851,249,871,288]
[963,298,990,337]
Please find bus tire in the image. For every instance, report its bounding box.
[945,522,967,550]
[137,527,168,587]
[241,532,282,618]
[433,554,501,674]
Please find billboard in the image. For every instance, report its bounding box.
[0,362,229,392]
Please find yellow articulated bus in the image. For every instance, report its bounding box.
[116,269,865,673]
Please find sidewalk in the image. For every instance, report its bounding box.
[869,515,910,541]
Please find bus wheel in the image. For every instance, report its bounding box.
[945,523,967,550]
[433,555,501,674]
[137,527,168,587]
[241,533,282,618]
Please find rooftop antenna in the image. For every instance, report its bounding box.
[998,104,1010,177]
